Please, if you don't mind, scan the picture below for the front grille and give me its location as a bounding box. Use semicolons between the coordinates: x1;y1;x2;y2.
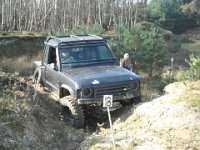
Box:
94;83;131;97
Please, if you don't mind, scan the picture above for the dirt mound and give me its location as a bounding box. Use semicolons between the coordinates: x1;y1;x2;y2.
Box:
0;75;85;150
0;37;44;58
1;72;200;150
80;81;200;150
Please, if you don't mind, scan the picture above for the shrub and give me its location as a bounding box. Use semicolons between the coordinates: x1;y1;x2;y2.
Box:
115;25;168;77
158;76;177;93
175;55;200;81
149;0;187;33
186;55;200;80
166;35;181;52
174;67;189;81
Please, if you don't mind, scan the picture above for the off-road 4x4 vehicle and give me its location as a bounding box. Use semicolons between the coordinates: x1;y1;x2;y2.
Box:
33;34;141;128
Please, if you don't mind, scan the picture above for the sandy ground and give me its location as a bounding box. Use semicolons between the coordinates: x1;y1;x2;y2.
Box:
80;82;200;150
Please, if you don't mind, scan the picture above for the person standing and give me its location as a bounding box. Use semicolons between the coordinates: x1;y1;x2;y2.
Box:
120;53;132;71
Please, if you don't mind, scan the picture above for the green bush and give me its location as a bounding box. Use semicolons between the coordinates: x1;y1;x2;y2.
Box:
175;55;200;81
114;25;168;77
166;35;181;52
174;67;189;81
149;0;186;32
186;55;200;80
157;76;177;93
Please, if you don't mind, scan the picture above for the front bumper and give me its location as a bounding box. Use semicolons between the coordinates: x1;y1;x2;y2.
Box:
77;91;141;105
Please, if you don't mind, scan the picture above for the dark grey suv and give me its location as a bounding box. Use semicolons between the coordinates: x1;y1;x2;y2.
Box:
33;34;141;128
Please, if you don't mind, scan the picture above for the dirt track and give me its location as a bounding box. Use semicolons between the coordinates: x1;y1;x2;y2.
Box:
80;83;200;150
1;74;200;150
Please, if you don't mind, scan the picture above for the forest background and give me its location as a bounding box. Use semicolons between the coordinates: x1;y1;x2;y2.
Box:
0;0;200;80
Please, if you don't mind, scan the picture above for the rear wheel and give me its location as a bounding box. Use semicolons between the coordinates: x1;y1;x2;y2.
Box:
32;67;42;84
60;96;85;128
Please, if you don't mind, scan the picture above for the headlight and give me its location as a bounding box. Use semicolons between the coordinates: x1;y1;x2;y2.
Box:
131;82;140;91
81;88;93;98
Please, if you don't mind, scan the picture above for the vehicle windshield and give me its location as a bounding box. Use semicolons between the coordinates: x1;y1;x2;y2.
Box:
59;44;117;69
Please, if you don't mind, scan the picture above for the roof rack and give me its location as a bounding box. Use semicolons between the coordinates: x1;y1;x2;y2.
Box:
70;34;102;40
55;35;70;38
88;34;102;39
46;35;72;41
45;34;103;44
70;35;85;40
46;36;60;42
74;34;89;36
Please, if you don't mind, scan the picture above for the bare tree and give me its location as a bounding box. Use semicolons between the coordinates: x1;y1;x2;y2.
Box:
0;0;148;32
1;0;5;31
134;0;139;26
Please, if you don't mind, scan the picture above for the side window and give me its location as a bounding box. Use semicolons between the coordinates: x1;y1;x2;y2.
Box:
48;47;57;64
99;46;112;59
43;45;49;64
43;46;56;64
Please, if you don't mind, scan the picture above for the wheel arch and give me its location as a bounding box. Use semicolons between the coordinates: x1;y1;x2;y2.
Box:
59;84;74;99
32;67;42;84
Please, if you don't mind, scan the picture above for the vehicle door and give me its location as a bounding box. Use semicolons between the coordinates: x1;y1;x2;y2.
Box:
43;45;60;94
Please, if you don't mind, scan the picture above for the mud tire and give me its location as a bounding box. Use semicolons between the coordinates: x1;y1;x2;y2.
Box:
32;67;42;84
61;96;85;128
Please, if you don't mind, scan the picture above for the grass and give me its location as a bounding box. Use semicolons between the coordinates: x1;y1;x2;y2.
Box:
0;97;29;136
0;32;45;38
0;73;32;121
170;80;200;109
0;85;32;140
140;76;175;102
0;53;42;76
161;39;200;109
141;79;160;102
0;96;31;119
181;40;200;56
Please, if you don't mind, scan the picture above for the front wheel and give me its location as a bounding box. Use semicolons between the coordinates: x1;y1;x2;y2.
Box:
60;96;85;128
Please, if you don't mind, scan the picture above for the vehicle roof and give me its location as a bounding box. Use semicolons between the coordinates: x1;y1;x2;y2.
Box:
45;34;104;47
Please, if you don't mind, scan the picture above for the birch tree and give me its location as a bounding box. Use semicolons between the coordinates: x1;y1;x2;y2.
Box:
0;0;149;32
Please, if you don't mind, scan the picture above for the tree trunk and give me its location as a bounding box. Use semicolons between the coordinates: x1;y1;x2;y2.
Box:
18;0;22;31
1;0;5;31
134;0;138;26
98;0;102;27
87;1;91;25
